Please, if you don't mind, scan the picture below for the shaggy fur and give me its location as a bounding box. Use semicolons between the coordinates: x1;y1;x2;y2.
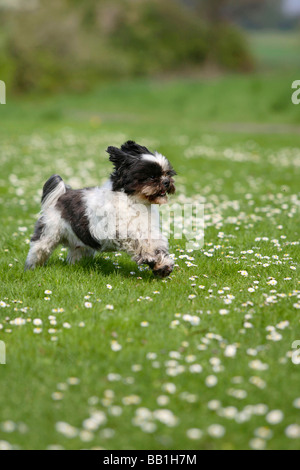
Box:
25;141;176;278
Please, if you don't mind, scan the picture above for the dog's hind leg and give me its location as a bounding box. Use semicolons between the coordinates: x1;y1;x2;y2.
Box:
25;215;61;270
25;175;67;271
25;237;60;270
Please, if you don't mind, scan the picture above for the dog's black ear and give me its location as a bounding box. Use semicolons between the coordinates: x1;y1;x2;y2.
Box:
106;146;130;168
120;141;154;157
107;144;146;169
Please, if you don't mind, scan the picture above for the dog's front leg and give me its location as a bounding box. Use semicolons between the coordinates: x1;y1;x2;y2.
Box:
151;249;174;278
133;242;174;278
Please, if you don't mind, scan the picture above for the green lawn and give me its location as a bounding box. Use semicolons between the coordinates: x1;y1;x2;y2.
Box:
0;73;300;450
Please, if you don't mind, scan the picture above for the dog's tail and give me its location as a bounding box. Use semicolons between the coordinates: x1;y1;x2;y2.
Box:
41;175;67;211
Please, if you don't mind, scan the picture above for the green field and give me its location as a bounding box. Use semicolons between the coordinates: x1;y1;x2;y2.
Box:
0;72;300;450
248;31;300;70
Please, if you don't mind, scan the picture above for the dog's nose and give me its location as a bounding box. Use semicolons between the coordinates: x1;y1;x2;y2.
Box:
163;179;169;189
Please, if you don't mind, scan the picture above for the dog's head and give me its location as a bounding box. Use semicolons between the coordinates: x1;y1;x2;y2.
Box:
107;141;176;204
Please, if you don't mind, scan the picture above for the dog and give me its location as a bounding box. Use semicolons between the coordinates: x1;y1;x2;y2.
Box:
25;141;176;278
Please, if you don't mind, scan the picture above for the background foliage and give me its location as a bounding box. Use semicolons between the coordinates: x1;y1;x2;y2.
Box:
0;0;300;451
0;0;254;93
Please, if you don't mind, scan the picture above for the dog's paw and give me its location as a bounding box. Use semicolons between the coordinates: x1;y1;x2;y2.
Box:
24;260;35;271
153;263;173;278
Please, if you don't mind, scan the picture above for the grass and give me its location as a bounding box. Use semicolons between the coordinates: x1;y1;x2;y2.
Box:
0;70;300;450
247;31;300;70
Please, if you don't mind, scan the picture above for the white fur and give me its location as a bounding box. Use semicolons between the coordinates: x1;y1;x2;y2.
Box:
142;152;170;172
25;207;66;269
41;181;66;211
25;180;174;277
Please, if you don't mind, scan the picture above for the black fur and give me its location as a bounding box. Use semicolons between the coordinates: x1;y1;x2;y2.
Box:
106;141;154;172
56;190;101;250
120;141;154;157
107;141;176;195
110;158;163;193
42;175;63;204
106;146;135;170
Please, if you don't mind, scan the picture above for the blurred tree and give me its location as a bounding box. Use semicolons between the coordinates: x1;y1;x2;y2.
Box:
186;0;296;29
0;0;254;93
186;0;254;70
226;0;287;29
195;0;227;23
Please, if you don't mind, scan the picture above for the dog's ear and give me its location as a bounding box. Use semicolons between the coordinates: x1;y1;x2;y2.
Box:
106;146;130;169
107;144;147;169
120;141;154;157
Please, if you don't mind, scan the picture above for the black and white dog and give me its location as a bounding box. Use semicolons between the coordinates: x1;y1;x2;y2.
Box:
25;141;176;277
